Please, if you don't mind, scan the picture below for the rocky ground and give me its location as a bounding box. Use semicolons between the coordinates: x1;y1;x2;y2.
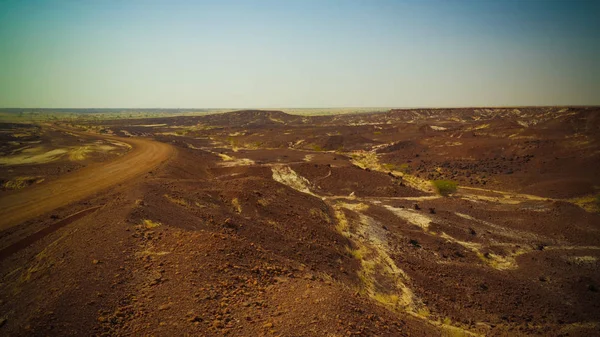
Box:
0;107;599;336
0;123;130;195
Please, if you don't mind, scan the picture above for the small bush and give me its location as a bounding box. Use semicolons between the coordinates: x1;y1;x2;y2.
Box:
432;180;458;196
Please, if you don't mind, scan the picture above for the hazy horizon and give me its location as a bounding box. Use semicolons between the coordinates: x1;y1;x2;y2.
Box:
1;0;599;108
2;105;600;111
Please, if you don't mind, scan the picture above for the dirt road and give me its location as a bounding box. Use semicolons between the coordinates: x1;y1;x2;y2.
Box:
0;127;174;230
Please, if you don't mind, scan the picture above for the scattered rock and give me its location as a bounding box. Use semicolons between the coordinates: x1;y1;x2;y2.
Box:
158;303;171;311
188;315;203;323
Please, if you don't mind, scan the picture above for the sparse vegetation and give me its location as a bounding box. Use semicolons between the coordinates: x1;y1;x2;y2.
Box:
383;162;411;174
142;219;161;228
309;208;331;223
382;163;397;171
431;179;458;196
226;136;240;148
2;176;43;190
231;198;242;213
2;107;599;336
311;144;324;151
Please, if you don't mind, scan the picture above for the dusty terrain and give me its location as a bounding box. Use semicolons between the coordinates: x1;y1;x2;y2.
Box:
0;107;599;336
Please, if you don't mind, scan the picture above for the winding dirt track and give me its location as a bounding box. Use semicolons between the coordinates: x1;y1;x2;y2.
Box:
0;127;174;231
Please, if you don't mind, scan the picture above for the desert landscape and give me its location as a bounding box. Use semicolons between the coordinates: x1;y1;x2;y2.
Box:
0;107;598;336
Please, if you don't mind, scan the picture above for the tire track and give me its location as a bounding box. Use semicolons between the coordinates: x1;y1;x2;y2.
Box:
0;126;175;231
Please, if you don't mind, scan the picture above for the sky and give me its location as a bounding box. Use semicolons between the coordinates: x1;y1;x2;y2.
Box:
0;0;598;108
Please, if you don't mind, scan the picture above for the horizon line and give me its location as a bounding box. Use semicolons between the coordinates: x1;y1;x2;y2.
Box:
1;105;599;111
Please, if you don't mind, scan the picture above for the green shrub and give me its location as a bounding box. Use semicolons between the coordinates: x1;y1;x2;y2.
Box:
431;180;458;196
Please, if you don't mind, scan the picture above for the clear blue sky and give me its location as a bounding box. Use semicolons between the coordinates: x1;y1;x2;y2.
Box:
0;0;598;108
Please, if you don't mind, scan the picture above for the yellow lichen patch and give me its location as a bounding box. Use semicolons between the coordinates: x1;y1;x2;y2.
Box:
309;208;331;223
67;143;118;161
562;138;591;149
218;157;255;167
557;321;600;335
271;165;316;196
459;186;548;202
438;232;524;271
68;146;93;160
1;141;121;165
133;124;167;127
164;194;188;207
2;176;44;190
107;140;132;149
231;198;242;213
568;194;600;213
157;132;184;137
567;256;598;265
142;219;161;228
218;153;234;161
12;132;34;138
266;219;283;230
454;212;540;241
339;202;369;212
120;130;134;137
18;231;71;287
345;245;367;260
333;205;423;315
0;148;68;165
257;198;270;207
333;206;350;237
458;193;522;205
349;151;433;193
544;245;600;251
467;123;490;131
135;250;171;257
350;151;382;171
384;205;431;230
268;116;285;124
